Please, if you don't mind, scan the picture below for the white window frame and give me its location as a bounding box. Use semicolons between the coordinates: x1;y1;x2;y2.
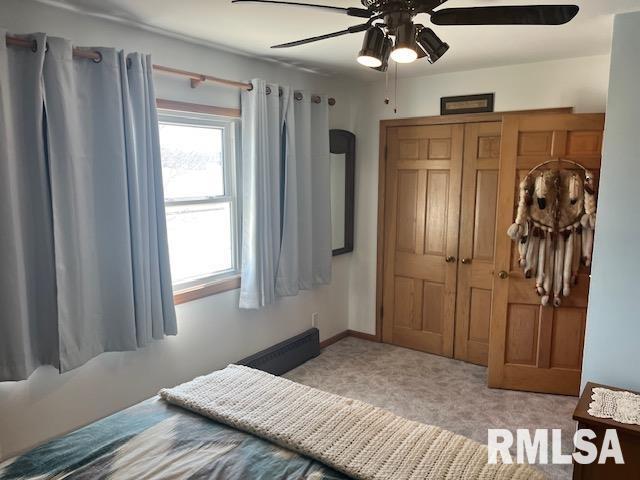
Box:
158;110;240;292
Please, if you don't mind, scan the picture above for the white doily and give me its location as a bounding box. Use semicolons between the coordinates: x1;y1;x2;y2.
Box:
588;387;640;425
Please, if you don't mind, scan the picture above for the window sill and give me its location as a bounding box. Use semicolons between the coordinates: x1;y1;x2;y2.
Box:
173;275;241;305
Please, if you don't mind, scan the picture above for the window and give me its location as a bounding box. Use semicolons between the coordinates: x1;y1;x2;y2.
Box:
158;111;240;293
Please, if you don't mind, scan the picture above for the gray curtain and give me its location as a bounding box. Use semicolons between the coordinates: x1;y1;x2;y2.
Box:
240;79;331;309
310;95;332;285
238;79;290;309
121;53;176;347
0;31;59;381
0;32;176;381
276;92;332;296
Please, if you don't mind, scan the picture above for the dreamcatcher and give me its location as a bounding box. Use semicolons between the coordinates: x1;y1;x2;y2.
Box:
507;159;597;307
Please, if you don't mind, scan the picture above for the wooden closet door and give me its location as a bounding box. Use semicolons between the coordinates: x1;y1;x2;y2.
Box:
382;124;463;356
489;113;605;396
454;122;501;366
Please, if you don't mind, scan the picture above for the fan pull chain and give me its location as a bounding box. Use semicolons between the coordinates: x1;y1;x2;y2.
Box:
384;67;390;106
394;62;398;114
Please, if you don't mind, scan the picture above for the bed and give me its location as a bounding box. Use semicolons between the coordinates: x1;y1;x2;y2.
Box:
0;395;347;479
0;332;542;480
0;329;341;480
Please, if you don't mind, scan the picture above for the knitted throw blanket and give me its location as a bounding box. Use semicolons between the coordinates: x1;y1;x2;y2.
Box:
160;365;543;480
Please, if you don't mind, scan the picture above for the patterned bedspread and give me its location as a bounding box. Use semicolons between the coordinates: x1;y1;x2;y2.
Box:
0;397;348;480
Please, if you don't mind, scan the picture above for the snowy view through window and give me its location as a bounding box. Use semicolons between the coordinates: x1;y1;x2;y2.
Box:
159;122;234;286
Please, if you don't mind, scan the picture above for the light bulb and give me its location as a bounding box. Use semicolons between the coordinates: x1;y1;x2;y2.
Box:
357;55;383;68
390;47;418;64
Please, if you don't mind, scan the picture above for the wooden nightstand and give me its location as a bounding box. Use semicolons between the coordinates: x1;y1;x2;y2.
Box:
573;382;640;479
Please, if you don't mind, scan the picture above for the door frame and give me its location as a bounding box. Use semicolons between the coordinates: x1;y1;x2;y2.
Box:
375;107;574;343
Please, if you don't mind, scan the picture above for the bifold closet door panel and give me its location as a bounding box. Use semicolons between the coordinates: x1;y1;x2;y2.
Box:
382;124;463;357
488;113;605;396
454;122;501;366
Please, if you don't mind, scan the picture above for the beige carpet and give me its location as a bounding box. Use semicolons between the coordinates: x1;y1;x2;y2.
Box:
285;337;577;480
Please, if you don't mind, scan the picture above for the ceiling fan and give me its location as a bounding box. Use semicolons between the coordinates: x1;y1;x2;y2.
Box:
231;0;579;71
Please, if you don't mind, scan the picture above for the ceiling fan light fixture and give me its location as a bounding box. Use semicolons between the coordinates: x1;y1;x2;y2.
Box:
357;26;385;68
417;27;449;64
373;36;392;72
390;23;418;64
239;0;582;72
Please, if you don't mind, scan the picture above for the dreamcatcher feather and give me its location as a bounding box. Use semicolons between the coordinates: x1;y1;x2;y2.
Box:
507;160;597;307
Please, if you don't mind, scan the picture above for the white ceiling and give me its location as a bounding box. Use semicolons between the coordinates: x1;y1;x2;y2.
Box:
39;0;640;80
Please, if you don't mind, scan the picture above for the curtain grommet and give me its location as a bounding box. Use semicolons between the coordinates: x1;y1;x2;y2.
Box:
126;57;132;69
92;51;103;63
294;92;303;101
266;86;272;95
247;83;254;91
45;42;50;53
31;39;38;53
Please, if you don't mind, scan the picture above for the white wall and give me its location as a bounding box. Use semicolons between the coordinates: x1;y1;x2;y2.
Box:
348;55;611;334
0;0;362;460
581;11;640;392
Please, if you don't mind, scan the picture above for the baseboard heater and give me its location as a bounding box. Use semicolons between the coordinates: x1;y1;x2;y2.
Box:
237;328;320;376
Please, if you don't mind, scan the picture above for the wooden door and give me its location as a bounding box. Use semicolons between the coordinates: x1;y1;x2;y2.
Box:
382;124;464;356
489;113;605;396
454;122;501;366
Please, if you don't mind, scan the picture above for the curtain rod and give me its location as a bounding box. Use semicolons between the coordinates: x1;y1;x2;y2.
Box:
5;35;336;106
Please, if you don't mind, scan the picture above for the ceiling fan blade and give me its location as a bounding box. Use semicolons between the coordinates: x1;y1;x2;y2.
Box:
271;23;370;48
414;0;450;14
231;0;371;18
430;5;579;26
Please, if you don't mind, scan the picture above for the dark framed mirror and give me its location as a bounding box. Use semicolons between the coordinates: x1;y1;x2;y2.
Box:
330;129;355;256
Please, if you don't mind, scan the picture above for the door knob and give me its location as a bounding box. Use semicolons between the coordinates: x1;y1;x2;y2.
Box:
445;256;456;263
461;258;472;265
498;270;509;279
